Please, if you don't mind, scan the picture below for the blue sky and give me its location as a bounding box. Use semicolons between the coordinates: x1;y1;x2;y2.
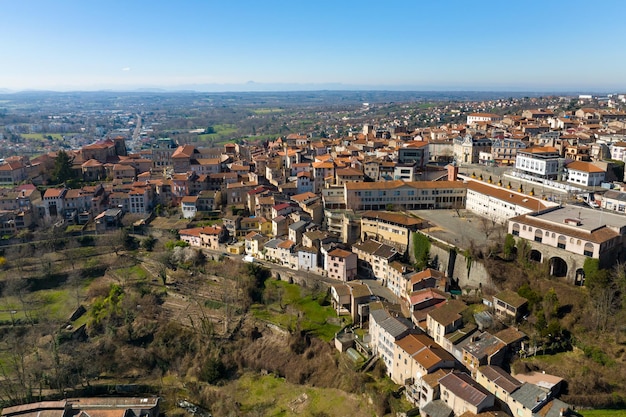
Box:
2;0;625;92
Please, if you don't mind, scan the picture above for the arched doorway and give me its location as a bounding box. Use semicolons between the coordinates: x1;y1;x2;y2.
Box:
529;249;542;262
549;257;568;277
575;268;585;286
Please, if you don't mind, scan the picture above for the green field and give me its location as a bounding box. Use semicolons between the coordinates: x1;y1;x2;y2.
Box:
252;280;343;341
196;124;238;141
0;288;76;324
252;108;284;114
20;133;75;141
227;372;377;416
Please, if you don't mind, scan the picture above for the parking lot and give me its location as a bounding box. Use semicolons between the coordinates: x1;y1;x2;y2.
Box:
410;209;506;251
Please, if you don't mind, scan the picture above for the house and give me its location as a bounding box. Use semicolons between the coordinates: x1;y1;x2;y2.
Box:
199;225;227;250
326;248;357;281
43;187;67;218
476;365;523;405
296;245;320;273
460;332;507;377
506;383;551;417
352;239;399;284
0;161;27;184
565;161;605;186
466;113;503;125
95;208;123;231
492;290;528;321
408;268;447;293
263;238;283;263
392;333;455;386
369;307;411;374
426;299;467;347
171;145;199;173
410;368;451;409
438;372;495;416
179;227;202;247
244;231;267;257
601;190;626;213
331;281;373;324
409;288;448;317
514;147;562;181
513;372;564;396
288;220;309;244
360;210;424;252
276;239;296;268
180;195;198;219
335;167;364;186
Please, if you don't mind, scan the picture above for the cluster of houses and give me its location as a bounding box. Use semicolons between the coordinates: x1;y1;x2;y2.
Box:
331;271;573;417
1;101;626;415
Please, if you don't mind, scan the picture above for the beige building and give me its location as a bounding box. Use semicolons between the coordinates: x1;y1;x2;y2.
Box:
392;333;455;386
344;180;466;211
360;210;424;252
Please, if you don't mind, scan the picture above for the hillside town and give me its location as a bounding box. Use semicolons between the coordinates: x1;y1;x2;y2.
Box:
2;92;626;417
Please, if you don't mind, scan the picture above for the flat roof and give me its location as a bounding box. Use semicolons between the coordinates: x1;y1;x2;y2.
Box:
530;205;626;233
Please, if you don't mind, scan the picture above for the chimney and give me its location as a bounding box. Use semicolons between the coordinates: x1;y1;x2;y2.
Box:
447;164;459;181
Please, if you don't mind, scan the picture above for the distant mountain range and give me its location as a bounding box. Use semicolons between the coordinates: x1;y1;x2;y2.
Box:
0;82;617;95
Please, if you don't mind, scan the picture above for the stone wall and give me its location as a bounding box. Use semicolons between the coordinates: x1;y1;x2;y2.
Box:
409;231;492;291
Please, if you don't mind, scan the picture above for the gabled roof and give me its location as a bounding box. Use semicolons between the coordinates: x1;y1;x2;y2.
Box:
478;365;522;394
370;309;410;338
361;210;423;227
566;160;605;173
428;299;467;326
395;333;455;369
509;383;549;411
493;290;528;309
439;372;492;406
43;188;66;198
172;145;197;158
328;248;354;258
410;268;445;285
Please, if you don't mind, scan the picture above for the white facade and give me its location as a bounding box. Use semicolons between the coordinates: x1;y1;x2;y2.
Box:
515;153;561;179
566;167;605;186
463;180;552;224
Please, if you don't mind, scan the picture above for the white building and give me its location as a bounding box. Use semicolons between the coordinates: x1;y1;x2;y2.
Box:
369;307;411;375
514;147;562;180
464;179;554;224
566;161;605;186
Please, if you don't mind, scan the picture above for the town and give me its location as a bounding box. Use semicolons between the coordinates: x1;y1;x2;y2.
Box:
1;91;626;417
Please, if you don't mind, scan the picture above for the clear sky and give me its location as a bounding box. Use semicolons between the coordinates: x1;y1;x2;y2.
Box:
2;0;625;92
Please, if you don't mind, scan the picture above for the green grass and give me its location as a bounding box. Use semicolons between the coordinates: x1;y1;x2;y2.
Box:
196;124;238;141
20;133;69;141
252;108;284;114
0;288;75;323
252;280;342;341
114;264;149;281
231;372;377;416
